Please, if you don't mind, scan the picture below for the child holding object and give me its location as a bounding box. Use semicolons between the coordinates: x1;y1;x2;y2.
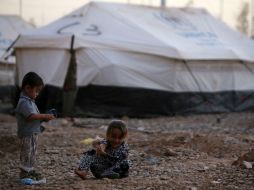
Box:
75;120;131;179
15;72;55;182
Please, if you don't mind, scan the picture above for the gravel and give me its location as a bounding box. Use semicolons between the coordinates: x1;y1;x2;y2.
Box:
0;112;254;189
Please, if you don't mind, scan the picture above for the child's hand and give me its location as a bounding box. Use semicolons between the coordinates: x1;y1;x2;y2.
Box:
92;139;100;148
96;147;106;155
92;136;103;148
96;144;106;155
44;114;55;121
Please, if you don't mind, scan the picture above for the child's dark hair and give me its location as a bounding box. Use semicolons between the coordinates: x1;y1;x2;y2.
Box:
21;72;44;89
106;120;128;139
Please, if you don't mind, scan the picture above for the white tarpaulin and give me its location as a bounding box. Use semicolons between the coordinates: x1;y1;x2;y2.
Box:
14;2;254;92
0;15;33;85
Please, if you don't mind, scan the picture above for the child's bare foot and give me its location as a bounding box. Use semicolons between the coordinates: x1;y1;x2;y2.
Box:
74;169;88;180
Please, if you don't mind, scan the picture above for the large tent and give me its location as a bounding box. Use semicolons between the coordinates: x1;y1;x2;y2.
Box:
14;2;254;117
0;15;33;103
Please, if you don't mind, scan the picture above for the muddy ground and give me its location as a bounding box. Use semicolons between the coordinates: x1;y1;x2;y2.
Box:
0;112;254;190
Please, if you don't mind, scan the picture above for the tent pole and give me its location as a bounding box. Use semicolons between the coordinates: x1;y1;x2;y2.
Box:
161;0;166;7
19;0;22;18
250;0;254;36
220;0;224;20
62;35;78;117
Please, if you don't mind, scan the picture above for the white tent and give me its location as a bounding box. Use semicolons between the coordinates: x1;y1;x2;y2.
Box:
0;15;33;86
14;2;254;117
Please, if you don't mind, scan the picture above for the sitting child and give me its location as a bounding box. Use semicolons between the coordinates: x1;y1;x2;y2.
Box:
75;120;131;179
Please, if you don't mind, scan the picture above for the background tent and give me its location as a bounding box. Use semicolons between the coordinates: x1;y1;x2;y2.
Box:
0;15;33;106
14;2;254;117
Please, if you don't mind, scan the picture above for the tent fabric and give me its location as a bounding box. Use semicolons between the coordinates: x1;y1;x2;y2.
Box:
14;2;254;61
76;49;254;92
0;15;33;86
14;2;254;89
35;84;254;117
13;2;254;116
0;15;33;62
15;49;71;87
73;85;254;117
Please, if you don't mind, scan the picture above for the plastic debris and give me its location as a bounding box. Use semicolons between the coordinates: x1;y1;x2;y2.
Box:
20;178;46;185
80;138;94;145
80;136;103;145
46;108;57;117
243;161;252;169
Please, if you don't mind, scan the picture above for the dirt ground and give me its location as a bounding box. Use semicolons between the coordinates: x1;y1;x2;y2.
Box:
0;112;254;190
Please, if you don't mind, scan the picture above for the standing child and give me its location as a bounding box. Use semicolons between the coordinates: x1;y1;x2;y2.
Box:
75;120;131;179
15;72;55;181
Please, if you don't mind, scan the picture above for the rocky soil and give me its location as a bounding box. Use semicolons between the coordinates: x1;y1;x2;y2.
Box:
0;112;254;190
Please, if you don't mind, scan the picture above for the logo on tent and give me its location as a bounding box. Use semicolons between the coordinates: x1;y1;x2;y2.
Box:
154;12;197;31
